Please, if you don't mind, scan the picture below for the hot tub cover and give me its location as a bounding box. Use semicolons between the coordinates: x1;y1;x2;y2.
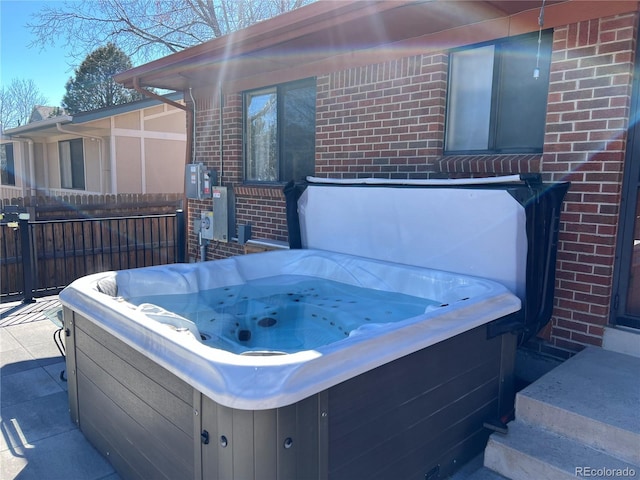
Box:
285;175;569;342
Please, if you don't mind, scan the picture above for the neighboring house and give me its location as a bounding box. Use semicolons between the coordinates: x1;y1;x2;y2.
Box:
0;92;187;199
115;1;639;358
28;105;67;123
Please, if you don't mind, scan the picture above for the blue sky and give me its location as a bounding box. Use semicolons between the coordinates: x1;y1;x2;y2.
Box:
1;0;77;106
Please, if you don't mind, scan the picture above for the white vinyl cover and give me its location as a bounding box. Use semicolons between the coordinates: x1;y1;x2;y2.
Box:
298;185;528;299
60;249;521;410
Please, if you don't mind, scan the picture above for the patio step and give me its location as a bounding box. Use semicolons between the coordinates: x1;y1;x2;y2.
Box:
516;347;640;465
483;347;640;479
484;421;638;480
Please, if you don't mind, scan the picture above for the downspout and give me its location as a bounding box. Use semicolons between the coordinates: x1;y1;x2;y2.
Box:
188;87;197;165
188;87;207;261
219;83;224;185
56;124;103;194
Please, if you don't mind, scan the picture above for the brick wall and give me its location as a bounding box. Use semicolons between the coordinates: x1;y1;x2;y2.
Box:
190;91;288;260
235;186;288;243
187;11;638;355
316;54;447;179
188;92;242;260
538;12;637;356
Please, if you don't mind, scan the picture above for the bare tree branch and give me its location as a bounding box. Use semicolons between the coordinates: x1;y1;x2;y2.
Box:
0;79;49;130
27;0;315;65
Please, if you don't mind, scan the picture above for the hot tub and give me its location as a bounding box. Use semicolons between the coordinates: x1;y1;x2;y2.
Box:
60;175;568;480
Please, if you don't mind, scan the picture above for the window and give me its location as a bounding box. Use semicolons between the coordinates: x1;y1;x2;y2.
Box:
1;143;15;186
244;78;316;182
59;138;85;190
445;31;553;154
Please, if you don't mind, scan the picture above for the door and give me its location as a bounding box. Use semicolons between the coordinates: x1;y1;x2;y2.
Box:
612;32;640;329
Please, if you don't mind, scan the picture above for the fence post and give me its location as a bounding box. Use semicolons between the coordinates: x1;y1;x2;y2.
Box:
19;213;35;303
176;209;186;263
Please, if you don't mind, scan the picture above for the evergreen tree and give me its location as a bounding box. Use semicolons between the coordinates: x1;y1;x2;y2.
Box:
62;43;145;114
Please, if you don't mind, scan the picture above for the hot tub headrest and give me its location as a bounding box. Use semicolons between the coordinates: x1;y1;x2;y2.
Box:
96;275;118;297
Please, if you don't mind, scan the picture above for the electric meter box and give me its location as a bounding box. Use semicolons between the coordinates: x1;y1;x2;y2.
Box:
185;163;203;199
212;186;229;242
185;164;217;200
200;211;214;240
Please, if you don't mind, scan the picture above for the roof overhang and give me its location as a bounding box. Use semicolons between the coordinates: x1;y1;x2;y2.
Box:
2;92;184;140
3;116;74;139
115;0;640;94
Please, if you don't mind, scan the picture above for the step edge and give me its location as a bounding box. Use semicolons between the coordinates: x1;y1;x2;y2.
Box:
484;435;578;480
515;395;640;465
486;421;640;473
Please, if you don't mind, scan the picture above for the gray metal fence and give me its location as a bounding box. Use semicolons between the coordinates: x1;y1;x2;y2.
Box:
1;208;186;303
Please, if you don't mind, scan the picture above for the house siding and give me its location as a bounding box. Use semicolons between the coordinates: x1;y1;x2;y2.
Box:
145;107;185;133
189;10;638;356
46;142;61;188
114;111;141;130
34;143;46;190
1;97;186;198
84;139;102;192
144;138;188;194
115;136;143;193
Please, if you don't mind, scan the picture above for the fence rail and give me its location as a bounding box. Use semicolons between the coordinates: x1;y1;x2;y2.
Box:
2;193;183;220
1;210;186;302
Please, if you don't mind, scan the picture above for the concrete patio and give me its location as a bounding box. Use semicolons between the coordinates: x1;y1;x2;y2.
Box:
1;296;121;480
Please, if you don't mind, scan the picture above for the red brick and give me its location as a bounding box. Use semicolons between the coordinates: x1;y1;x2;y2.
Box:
552;337;587;353
588;325;605;337
600;14;638;31
577;77;611;91
570;332;602;347
557;318;589;333
575;120;609;131
572;310;608;324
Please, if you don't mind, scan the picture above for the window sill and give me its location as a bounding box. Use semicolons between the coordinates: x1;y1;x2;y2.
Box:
435;154;542;175
235;184;285;198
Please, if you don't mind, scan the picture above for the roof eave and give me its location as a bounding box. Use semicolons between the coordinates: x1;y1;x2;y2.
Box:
115;0;639;92
70;91;184;122
114;0;413;89
3;115;73;136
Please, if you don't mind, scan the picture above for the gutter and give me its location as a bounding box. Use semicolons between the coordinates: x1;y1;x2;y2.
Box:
4;115;73;136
